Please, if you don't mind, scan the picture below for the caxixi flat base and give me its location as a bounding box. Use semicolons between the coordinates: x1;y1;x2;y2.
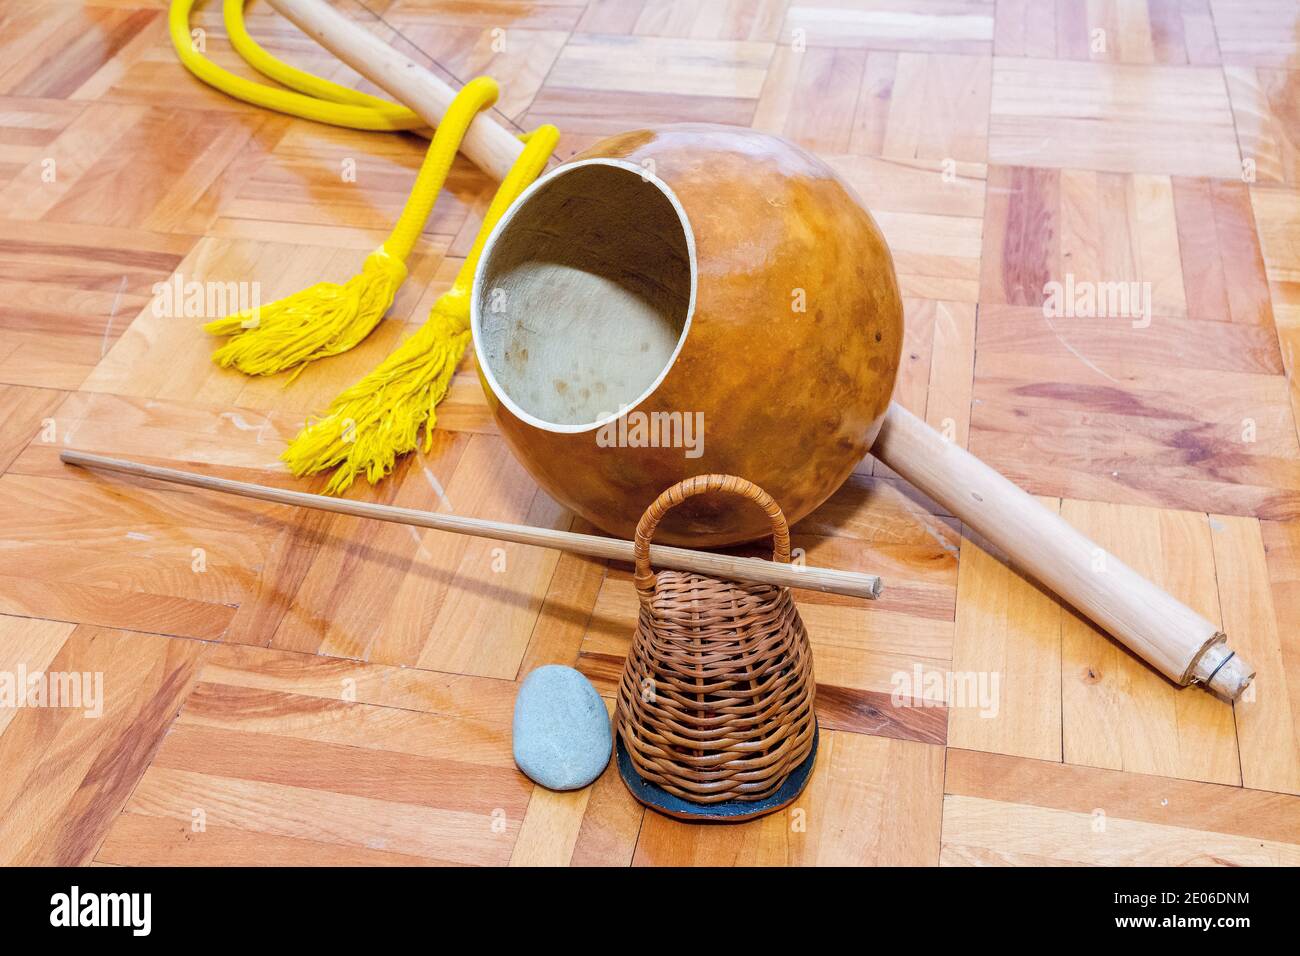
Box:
616;719;819;823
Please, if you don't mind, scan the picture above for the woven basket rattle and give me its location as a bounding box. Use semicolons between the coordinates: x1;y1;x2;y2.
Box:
615;474;817;811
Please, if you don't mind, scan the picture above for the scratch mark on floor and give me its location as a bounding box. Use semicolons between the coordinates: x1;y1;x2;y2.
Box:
101;275;128;357
1042;312;1119;384
422;466;451;510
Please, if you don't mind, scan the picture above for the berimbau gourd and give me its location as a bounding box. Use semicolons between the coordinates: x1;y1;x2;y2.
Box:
473;124;902;548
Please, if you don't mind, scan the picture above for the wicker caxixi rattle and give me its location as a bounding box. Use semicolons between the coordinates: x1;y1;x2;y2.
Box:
616;475;818;822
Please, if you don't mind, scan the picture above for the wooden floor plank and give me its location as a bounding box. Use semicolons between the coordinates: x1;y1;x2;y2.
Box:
1059;500;1240;785
943;793;1300;865
1210;514;1300;795
1261;516;1300;782
632;730;944;865
0;384;64;472
0;624;205;865
947;748;1300;842
783;0;996;55
947;509;1063;762
989;58;1241;177
98;642;527;866
995;0;1220;64
375;434;568;676
944;749;1300;866
97;812;448;867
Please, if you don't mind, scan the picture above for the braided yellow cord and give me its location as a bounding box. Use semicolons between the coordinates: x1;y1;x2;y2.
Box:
204;76;498;376
169;0;560;490
169;0;420;130
220;0;402;112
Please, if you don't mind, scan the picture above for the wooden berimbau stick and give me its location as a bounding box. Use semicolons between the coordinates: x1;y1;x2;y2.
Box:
263;0;1257;701
59;451;882;602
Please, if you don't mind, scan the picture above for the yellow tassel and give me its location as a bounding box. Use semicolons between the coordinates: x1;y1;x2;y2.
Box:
281;122;560;494
280;294;470;494
205;248;407;378
203;75;501;378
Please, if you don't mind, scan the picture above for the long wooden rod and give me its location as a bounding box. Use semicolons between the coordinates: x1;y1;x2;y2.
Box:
59;451;882;602
265;0;1255;699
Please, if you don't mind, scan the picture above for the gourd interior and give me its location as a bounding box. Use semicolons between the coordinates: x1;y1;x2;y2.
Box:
474;160;695;430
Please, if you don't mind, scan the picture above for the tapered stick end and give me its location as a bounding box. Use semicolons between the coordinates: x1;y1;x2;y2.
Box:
1192;641;1255;701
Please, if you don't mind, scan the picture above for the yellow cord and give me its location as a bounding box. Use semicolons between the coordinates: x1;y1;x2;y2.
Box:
220;0;403;114
208;75;501;377
169;0;420;130
281;124;560;493
205;76;499;376
169;0;560;490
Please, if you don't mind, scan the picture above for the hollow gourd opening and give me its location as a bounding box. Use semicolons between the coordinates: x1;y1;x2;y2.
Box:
473;160;696;431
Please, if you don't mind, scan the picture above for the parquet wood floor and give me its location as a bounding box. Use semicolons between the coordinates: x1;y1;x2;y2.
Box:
0;0;1296;866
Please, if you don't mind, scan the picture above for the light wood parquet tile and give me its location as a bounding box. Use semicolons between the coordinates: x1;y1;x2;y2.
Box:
628;0;791;40
994;0;1222;65
1210;513;1300;794
388;0;588;32
260;430;468;656
1058;499;1240;785
381;15;570;121
366;433;570;676
0;384;65;472
969;303;1300;519
975;162;1300;519
221;122;484;239
943;749;1300;866
546;32;775;98
755;48;991;162
826;154;986;302
0;95;85;188
989;57;1242;177
1226;66;1300;185
1210;0;1300;67
1172;176;1274;325
0;219;197;390
83;234;448;409
1260;516;1300;779
95;643;531;866
947;507;1064;762
0;620;205;865
0;2;161;99
783;0;996;54
1249;184;1300;445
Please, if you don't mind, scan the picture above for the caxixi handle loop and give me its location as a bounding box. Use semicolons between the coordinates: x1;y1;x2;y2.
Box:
633;475;791;597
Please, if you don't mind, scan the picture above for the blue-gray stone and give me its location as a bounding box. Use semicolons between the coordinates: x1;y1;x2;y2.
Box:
512;665;611;791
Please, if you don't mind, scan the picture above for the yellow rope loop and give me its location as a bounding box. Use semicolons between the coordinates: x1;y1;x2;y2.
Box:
281;125;560;492
220;0;401;112
170;0;421;130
